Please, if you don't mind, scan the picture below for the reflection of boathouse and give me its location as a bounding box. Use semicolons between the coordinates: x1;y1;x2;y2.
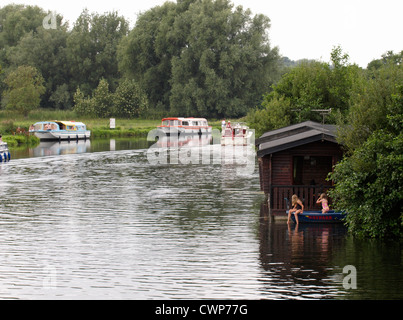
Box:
256;121;343;216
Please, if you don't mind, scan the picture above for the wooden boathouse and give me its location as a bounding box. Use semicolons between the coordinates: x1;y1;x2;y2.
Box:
256;121;344;217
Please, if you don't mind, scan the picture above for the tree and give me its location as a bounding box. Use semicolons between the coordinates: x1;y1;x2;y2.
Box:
367;50;403;70
73;78;149;118
2;65;45;116
247;46;361;134
113;79;149;118
118;1;192;113
66;10;129;96
329;86;403;238
246;94;291;137
73;78;113;118
0;4;46;48
91;78;113;118
170;0;279;118
7;20;71;109
0;4;49;99
118;0;280;118
337;56;403;153
73;87;93;116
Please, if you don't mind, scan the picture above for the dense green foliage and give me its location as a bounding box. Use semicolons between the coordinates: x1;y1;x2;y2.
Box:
337;51;403;152
1;1;280;118
2;65;45;116
3;133;39;148
247;46;361;136
0;4;131;114
248;47;403;238
73;78;149;118
329;53;403;238
329;85;403;238
118;0;280;118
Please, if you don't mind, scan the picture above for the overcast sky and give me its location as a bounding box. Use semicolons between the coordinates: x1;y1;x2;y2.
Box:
5;0;403;67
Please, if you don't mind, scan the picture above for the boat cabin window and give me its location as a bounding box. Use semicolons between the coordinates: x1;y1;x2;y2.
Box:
42;123;58;130
162;120;179;126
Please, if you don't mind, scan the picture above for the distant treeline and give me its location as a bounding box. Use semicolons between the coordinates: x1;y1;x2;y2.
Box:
0;0;282;119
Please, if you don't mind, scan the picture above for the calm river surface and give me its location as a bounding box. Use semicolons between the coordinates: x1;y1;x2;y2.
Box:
1;139;402;299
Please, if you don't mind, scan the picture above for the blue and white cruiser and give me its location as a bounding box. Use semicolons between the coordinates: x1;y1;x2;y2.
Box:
0;141;11;162
30;121;91;141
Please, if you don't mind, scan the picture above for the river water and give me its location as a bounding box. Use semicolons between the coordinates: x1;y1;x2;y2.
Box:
0;139;402;299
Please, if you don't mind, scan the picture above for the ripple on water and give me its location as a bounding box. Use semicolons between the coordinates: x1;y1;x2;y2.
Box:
1;148;397;299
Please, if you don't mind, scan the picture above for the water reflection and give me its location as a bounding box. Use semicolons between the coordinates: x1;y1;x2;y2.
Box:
1;141;402;299
33;140;91;157
10;138;154;160
258;203;403;300
156;134;212;148
258;203;349;299
0;147;263;299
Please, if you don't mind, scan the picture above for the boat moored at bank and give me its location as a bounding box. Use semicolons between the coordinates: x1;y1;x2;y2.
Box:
157;117;212;136
289;210;346;223
221;121;253;146
30;121;91;141
0;141;11;162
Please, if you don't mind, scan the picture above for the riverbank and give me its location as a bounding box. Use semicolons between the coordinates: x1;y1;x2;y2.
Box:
2;134;40;149
0;110;227;148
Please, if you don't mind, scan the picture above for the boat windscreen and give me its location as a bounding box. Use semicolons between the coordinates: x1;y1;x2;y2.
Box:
34;123;43;130
35;122;58;130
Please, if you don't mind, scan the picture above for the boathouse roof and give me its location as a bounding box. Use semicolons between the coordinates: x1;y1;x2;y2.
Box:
256;121;339;158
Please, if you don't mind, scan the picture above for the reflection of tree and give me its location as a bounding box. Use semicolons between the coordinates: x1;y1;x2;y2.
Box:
330;238;403;299
258;201;349;299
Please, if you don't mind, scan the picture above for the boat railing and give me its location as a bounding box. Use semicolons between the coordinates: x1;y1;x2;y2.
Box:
270;184;334;213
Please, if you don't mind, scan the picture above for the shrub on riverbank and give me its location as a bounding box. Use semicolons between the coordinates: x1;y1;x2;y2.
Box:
3;134;40;148
329;85;403;238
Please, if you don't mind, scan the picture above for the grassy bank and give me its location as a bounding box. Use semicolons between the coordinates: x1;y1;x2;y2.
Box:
0;109;228;147
0;109;161;141
2;134;40;148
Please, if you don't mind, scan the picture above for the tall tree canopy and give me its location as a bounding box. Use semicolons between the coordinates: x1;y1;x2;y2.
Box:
0;4;129;111
3;65;45;116
67;10;129;96
247;47;361;136
0;4;45;48
118;0;280;118
7;22;70;108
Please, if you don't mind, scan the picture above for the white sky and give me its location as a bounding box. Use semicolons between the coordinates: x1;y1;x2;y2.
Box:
3;0;403;67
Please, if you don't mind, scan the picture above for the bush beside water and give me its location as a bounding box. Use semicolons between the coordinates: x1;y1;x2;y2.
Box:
3;135;40;148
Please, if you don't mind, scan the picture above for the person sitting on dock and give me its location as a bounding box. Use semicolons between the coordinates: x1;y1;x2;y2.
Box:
316;193;330;214
288;194;304;224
